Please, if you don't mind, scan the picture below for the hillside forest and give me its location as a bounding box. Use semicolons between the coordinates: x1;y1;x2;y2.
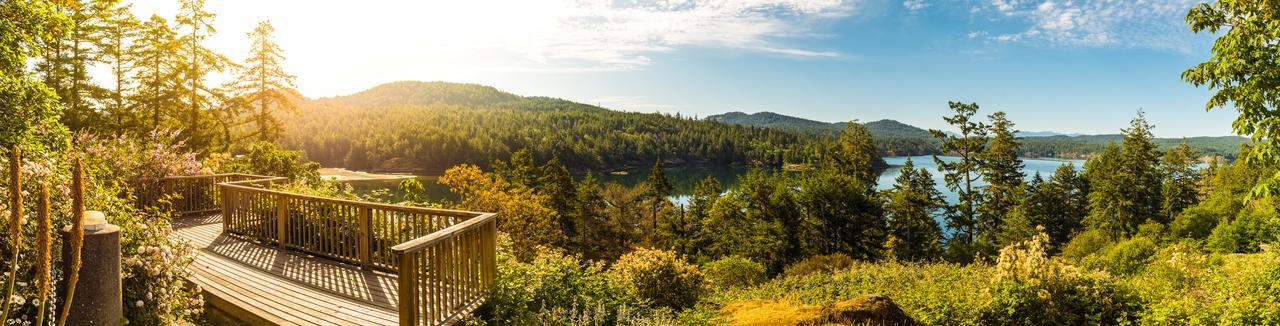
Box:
2;0;1280;325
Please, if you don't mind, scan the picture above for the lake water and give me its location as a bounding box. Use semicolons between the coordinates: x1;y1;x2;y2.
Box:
339;155;1085;205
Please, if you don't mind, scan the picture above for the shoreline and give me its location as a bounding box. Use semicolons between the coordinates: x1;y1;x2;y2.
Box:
318;168;417;181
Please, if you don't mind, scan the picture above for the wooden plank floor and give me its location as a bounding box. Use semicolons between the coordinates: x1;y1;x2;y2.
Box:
172;215;399;326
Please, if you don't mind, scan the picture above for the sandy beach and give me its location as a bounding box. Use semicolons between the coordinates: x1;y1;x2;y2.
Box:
318;168;416;181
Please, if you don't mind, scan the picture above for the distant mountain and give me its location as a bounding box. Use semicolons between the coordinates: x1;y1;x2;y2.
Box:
705;111;1248;159
324;81;521;108
1017;131;1084;137
706;111;939;156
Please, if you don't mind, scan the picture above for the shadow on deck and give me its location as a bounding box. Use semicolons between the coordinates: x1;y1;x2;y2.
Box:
172;214;399;325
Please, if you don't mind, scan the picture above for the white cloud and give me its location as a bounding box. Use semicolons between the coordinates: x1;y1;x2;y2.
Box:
523;0;857;70
903;0;929;12
975;0;1206;51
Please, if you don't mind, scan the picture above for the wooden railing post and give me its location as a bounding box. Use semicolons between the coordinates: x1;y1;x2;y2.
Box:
358;207;372;270
276;195;288;249
398;253;419;325
220;185;230;233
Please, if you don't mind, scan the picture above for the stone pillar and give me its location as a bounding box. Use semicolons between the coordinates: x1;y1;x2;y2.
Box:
58;224;123;326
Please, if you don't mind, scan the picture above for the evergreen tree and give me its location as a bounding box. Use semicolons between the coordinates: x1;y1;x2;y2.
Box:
228;20;296;142
883;158;944;261
40;0;112;131
1161;141;1200;220
978;111;1025;246
1085;143;1127;238
930;101;987;261
540;156;576;247
679;176;721;257
128;15;180;132
646;159;674;240
796;168;886;261
95;0;139;132
832;121;884;186
174;0;232;151
1120;111;1163;223
1048;163;1088;243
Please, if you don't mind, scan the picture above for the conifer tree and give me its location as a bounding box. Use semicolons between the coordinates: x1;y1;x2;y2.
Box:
128;15;181;132
228;20;296;142
40;0;112;130
1161;141;1200;220
833;121;883;187
174;0;232;151
646;159;674;239
930;101;987;259
1120;111;1162;223
883;158;944;261
1085;143;1127;238
978;111;1024;245
95;0;139;132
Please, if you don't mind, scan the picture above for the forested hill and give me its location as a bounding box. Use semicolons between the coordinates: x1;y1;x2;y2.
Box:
707;111;940;156
280;82;827;173
709;111;1247;159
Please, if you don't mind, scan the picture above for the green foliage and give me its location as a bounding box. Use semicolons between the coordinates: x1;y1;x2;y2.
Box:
1160;142;1201;220
985;230;1142;325
217;141;320;183
701;255;766;292
1079;237;1158;276
483;243;635;325
282;87;825;172
931;101;987;258
1206;199;1280;254
781;253;855;278
609;248;705;311
883;158;945;261
1183;0;1280;198
978;111;1025;247
1168;206;1221;240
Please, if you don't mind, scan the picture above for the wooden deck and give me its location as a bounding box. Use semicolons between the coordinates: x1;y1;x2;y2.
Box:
172;214;399;325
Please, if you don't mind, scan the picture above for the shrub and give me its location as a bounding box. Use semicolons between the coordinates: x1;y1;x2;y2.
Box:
702;256;766;292
610;248;705;310
1168;206;1221;240
983;229;1142;325
1206;200;1280;253
1130;243;1280;324
217;141;320;182
1081;237;1158;276
1061;228;1110;264
482;240;636;324
781;253;854;278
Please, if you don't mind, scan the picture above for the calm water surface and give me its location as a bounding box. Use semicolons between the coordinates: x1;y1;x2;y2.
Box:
339;156;1085;206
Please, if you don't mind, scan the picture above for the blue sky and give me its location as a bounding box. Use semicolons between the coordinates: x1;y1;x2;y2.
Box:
127;0;1234;137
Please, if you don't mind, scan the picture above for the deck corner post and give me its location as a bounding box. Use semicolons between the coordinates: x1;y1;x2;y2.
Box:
358;207;372;270
276;194;288;249
398;252;419;325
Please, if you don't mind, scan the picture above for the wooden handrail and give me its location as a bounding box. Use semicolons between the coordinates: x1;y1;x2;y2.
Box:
148;173;497;325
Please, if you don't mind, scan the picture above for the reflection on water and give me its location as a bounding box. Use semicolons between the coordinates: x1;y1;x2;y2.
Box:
336;156;1087;206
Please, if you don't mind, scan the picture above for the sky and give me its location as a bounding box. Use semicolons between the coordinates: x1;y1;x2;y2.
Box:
124;0;1235;137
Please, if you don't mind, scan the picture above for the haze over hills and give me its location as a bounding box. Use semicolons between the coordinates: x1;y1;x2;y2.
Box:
281;82;1247;174
706;111;1247;159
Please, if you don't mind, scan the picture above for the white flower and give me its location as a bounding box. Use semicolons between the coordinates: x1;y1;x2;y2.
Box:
146;292;153;300
134;300;143;308
8;295;24;306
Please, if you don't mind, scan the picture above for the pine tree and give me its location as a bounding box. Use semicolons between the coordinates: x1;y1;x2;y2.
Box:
646;159;674;240
883;158;944;261
95;0;140;132
1161;141;1200;221
540;156;576;247
228;20;296;142
833;121;883;187
40;0;112;131
174;0;232;151
680;176;721;257
978;111;1024;246
128;15;181;132
930;101;988;259
1085;143;1127;238
1120;111;1163;224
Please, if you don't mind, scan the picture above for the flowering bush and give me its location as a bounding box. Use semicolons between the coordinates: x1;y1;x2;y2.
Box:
701;255;765;292
609;248;704;311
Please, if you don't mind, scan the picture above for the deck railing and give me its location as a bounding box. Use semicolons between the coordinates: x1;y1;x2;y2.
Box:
143;174;497;325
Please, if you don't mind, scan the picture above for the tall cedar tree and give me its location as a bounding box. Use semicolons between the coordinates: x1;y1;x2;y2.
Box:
540;156;576;247
40;0;110;131
930;102;988;253
174;0;232;152
646;159;674;240
680;176;721;257
883;158;945;261
128;15;181;131
1120;112;1162;225
229;20;296;142
833;121;884;187
96;0;139;132
1183;0;1280;197
978;111;1024;246
1161;142;1201;220
1085;144;1127;237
